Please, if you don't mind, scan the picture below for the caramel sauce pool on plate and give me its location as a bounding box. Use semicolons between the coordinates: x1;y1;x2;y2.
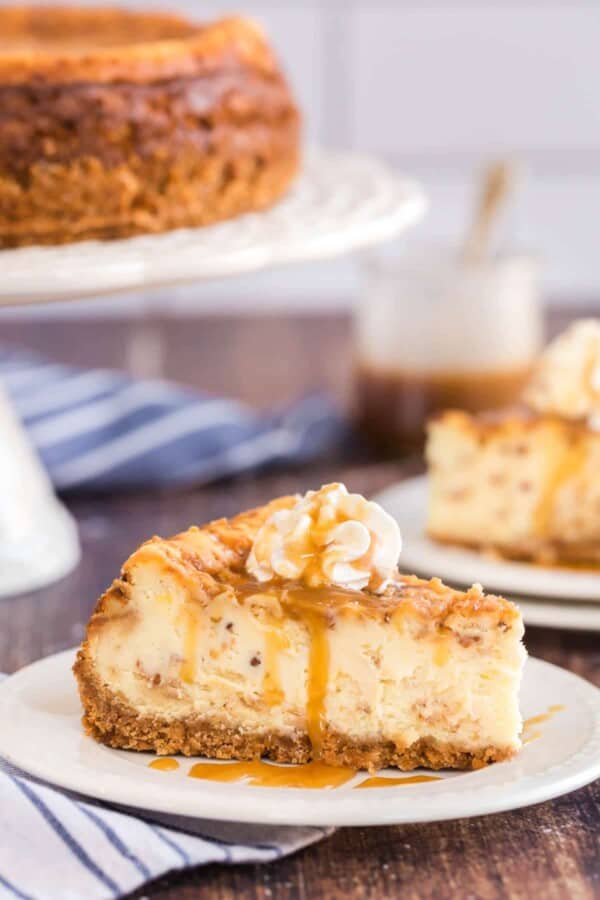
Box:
148;758;442;789
149;758;180;772
188;759;355;789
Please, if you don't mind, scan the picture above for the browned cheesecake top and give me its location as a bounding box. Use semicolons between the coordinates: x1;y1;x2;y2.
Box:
429;407;597;439
0;8;280;84
95;495;521;634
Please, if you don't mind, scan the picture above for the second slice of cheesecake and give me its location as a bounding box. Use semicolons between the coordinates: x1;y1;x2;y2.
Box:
426;320;600;566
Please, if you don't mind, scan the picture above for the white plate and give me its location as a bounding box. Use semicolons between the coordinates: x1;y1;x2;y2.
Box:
375;477;600;605
0;650;599;826
0;149;425;306
515;597;600;632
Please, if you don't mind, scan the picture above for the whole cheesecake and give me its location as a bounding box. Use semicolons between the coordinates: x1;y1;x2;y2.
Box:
0;7;301;247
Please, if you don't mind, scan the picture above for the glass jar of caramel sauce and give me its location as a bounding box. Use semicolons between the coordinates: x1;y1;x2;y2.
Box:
354;246;542;453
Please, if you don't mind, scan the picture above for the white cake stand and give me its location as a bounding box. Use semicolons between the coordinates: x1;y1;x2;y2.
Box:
0;148;426;597
0;150;425;305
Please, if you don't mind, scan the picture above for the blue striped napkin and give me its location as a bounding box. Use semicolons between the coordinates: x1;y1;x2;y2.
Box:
0;678;331;900
0;348;346;491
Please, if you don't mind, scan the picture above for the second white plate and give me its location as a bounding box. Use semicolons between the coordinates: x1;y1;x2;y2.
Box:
375;477;600;606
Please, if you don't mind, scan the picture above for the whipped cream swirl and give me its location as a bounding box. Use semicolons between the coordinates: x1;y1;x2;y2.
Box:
524;319;600;429
246;483;402;593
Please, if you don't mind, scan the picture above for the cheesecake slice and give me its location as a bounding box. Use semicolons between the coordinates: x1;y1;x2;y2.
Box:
75;484;525;770
427;410;600;565
426;320;600;566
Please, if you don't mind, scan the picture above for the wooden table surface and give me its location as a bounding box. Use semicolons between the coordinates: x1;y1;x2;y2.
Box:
0;310;598;900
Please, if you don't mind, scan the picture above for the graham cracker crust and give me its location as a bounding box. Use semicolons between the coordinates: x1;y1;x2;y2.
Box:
74;650;516;772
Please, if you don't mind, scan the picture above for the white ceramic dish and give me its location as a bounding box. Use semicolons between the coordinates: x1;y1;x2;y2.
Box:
374;477;600;605
0;386;79;598
0;650;598;826
0;149;425;306
1;501;79;600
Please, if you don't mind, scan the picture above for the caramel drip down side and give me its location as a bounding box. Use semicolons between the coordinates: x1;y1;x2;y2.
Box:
180;605;201;684
433;637;451;666
534;436;587;538
262;627;289;708
236;582;344;755
300;606;330;758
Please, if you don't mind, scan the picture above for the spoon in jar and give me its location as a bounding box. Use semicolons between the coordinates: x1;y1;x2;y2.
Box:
462;159;517;264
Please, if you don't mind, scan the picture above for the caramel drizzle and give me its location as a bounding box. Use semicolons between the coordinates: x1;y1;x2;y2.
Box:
283;589;331;756
177;578;454;762
433;637;450;666
149;758;443;790
149;758;180;772
177;580;348;755
180;605;200;684
303;609;330;756
238;582;359;759
523;704;565;730
534;437;587;537
262;627;288;708
268;485;385;593
356;774;441;789
188;759;355;789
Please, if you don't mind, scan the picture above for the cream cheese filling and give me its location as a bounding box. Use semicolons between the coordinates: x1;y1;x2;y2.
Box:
92;575;524;755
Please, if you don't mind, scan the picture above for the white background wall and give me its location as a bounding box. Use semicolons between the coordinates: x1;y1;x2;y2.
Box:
3;0;600;316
